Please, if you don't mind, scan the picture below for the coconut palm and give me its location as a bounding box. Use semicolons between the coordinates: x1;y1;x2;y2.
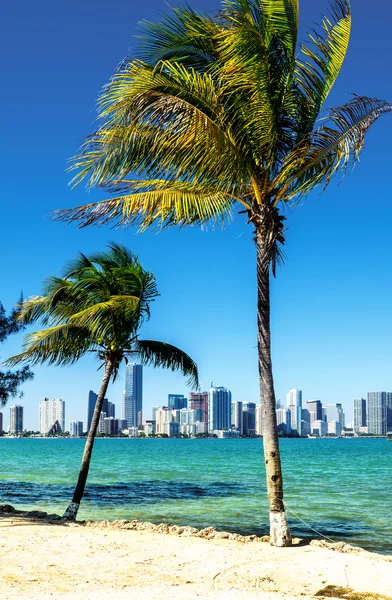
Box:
6;243;198;520
54;0;391;544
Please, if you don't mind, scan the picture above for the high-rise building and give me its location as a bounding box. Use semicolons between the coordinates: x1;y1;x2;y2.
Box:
208;386;231;432
243;402;256;436
276;407;291;435
306;400;322;425
87;391;98;431
10;405;23;434
179;408;196;425
123;364;143;427
231;401;243;435
326;403;345;429
103;417;118;436
353;398;367;433
189;392;208;423
39;398;65;435
327;420;342;436
387;393;392;433
155;407;170;435
367;392;389;435
87;391;113;431
69;421;84;437
312;420;328;436
168;394;187;411
286;389;302;435
0;412;3;435
98;411;107;434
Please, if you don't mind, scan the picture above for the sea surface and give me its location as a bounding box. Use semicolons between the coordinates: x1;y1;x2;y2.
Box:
0;438;391;554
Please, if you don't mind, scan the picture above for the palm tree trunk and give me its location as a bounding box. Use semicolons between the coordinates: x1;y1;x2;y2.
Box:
63;359;113;520
255;226;292;547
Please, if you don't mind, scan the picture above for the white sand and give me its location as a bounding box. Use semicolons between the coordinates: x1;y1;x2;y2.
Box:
0;514;391;599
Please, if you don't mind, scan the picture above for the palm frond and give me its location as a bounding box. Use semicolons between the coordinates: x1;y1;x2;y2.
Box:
133;339;199;388
5;325;95;368
293;0;351;138
54;183;237;230
273;95;392;203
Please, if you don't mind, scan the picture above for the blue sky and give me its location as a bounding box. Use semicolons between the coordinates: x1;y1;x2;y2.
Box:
1;0;391;430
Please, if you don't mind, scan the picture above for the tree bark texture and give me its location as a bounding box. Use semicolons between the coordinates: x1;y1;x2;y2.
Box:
256;226;292;547
63;359;113;521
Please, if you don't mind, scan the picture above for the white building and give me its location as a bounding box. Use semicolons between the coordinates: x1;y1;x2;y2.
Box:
312;420;328;436
286;389;302;435
276;407;291;434
327;420;342;436
155;407;171;435
231;401;243;435
69;421;83;437
98;411;107;434
39;398;65;435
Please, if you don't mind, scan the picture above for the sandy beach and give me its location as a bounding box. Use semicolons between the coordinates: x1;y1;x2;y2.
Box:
0;508;391;599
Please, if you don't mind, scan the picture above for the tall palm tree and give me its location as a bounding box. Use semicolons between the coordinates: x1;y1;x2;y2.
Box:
54;0;391;544
6;243;198;520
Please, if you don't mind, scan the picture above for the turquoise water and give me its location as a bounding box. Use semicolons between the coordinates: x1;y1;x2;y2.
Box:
0;438;391;554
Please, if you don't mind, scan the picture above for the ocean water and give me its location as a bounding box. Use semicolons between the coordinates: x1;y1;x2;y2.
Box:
0;437;391;554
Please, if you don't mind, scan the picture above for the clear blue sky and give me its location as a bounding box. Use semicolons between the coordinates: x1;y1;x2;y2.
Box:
1;0;391;430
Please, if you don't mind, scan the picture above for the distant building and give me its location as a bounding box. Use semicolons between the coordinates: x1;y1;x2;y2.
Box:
123;364;143;428
327;420;342;436
214;429;240;438
87;392;113;431
312;420;328;436
326;403;345;429
103;416;118;436
367;392;389;435
143;420;156;436
98;411;107;434
243;402;256;436
151;406;160;422
179;408;196;425
306;400;322;425
276;407;291;435
69;421;83;437
39;399;65;435
208;386;231;432
116;419;128;433
189;392;208;424
168;394;187;411
231;401;243;435
353;398;367;433
155;407;170;435
286;389;302;435
0;412;3;435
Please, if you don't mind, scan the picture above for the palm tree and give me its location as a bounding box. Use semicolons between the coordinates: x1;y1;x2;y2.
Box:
54;0;391;544
6;243;198;520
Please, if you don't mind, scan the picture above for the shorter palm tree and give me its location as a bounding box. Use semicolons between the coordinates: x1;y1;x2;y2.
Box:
6;243;198;520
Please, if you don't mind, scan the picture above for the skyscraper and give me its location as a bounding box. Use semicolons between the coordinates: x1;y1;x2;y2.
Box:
168;394;187;411
326;403;345;429
189;392;208;423
306;400;322;425
243;402;256;436
39;398;65;435
87;391;113;431
10;405;23;434
387;393;392;433
123;364;143;428
256;404;263;436
286;389;302;435
276;408;291;435
353;398;367;432
231;401;243;434
208;386;231;432
367;392;388;435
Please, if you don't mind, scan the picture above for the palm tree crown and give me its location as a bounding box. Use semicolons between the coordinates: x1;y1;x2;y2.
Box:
55;0;390;247
7;242;198;387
